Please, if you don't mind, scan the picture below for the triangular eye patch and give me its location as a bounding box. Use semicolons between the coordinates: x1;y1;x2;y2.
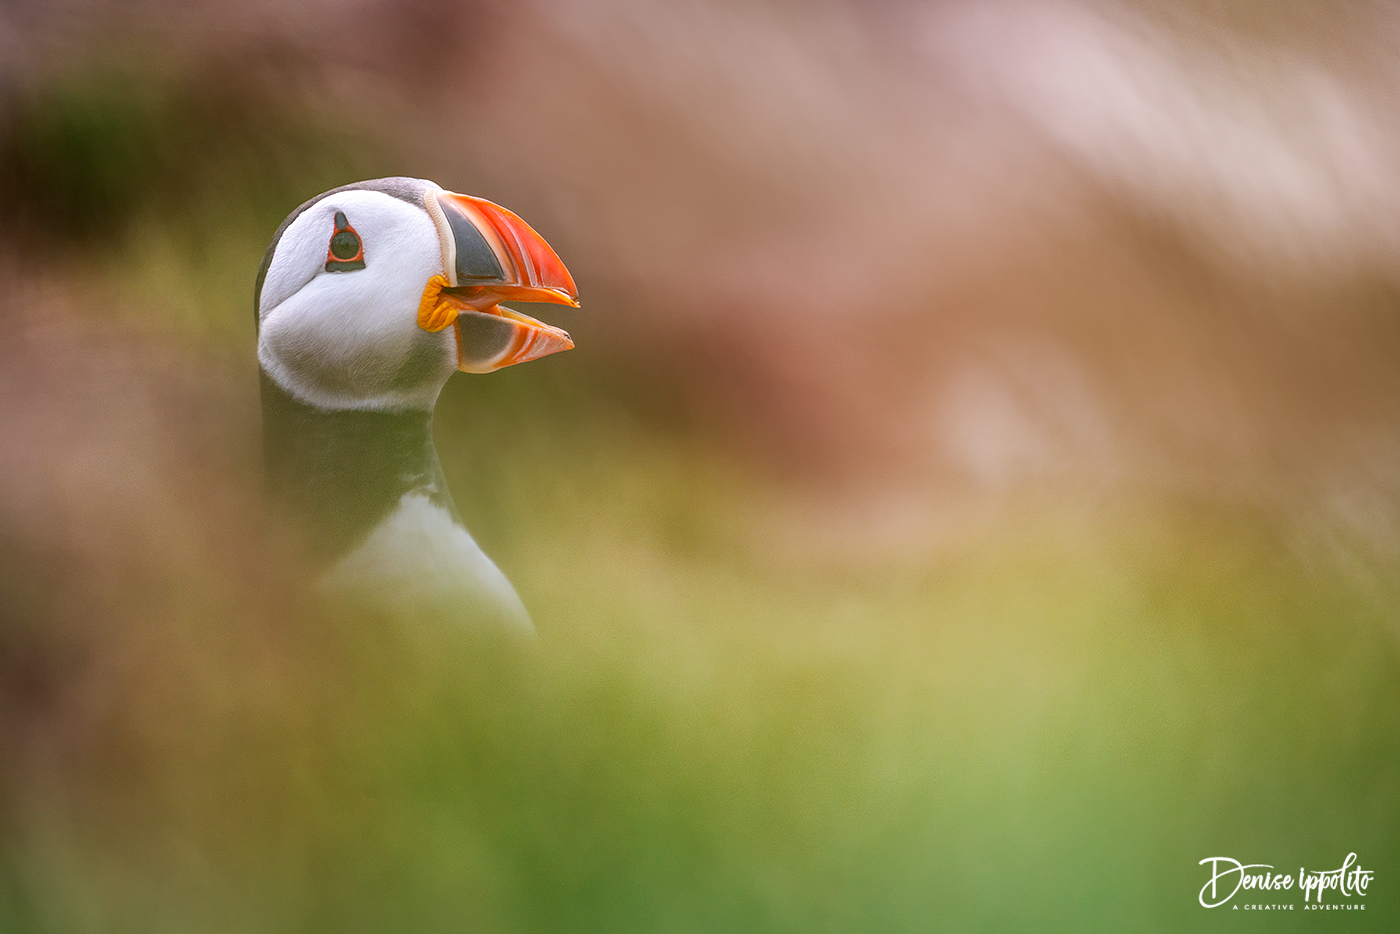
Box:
325;211;366;272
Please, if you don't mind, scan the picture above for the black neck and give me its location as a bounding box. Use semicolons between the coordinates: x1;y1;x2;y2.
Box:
260;371;458;563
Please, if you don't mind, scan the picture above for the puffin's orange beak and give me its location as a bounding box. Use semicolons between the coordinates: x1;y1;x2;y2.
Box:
418;191;579;374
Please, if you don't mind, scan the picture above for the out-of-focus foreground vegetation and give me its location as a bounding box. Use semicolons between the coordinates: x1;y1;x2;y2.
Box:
3;1;1400;931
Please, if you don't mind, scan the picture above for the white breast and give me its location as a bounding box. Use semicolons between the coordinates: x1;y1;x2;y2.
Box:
317;493;534;635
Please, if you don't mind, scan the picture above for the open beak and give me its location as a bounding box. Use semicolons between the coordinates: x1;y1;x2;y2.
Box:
418;191;579;374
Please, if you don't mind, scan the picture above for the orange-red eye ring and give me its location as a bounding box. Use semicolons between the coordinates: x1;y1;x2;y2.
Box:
325;210;365;272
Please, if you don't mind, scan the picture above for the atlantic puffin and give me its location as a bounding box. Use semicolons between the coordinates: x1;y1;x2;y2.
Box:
254;177;578;633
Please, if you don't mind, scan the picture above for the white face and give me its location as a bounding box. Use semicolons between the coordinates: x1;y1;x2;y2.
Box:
257;189;456;411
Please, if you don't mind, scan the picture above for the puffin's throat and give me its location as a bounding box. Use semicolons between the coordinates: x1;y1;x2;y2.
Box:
259;371;458;563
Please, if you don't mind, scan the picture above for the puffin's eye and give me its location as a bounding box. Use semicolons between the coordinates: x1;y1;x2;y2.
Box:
325;211;365;272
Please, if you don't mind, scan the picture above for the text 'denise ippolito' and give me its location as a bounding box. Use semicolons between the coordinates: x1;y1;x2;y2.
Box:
1198;853;1373;909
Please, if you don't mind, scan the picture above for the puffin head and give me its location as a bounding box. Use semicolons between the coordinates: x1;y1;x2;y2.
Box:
255;177;578;411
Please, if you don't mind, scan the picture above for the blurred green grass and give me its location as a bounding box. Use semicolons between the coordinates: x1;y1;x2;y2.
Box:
4;74;1399;934
22;444;1398;934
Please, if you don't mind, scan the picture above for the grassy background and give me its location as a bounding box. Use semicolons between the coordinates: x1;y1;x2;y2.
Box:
3;25;1399;934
